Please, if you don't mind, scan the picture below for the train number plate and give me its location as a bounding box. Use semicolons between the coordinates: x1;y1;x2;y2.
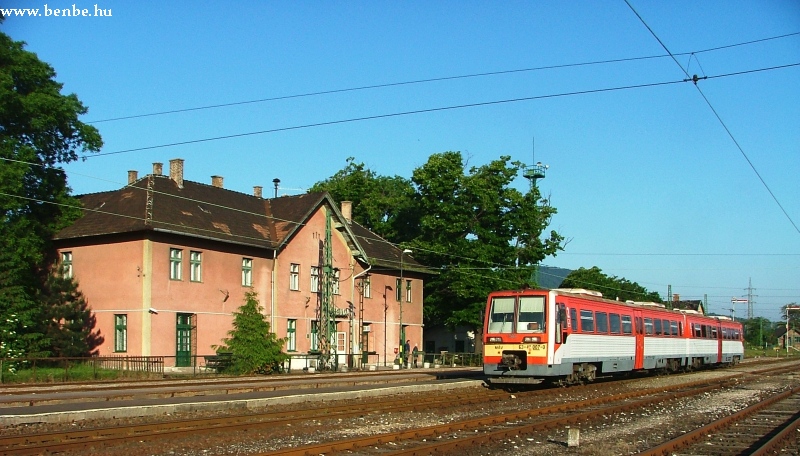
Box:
484;344;547;357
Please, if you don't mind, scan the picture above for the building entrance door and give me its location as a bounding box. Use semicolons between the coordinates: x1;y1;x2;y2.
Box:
176;313;194;367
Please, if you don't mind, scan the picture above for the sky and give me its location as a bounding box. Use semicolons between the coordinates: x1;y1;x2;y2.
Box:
3;1;799;321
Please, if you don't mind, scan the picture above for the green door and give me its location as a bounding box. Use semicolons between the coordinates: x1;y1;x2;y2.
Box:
176;313;193;367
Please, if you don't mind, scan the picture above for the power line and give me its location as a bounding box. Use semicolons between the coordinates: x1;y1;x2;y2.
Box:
86;31;800;124
624;0;800;235
83;63;799;159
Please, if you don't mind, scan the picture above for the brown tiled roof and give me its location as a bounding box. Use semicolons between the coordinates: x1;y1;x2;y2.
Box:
55;175;423;275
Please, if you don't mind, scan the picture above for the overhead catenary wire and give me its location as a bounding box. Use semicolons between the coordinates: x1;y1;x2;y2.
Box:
83;63;799;159
624;0;800;235
86;31;800;124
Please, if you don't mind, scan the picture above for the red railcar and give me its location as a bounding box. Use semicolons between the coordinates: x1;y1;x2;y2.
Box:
483;288;743;385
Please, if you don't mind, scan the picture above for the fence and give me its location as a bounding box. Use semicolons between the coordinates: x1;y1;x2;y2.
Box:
0;356;165;384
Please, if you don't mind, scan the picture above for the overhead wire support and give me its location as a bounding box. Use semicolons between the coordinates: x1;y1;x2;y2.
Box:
624;0;800;235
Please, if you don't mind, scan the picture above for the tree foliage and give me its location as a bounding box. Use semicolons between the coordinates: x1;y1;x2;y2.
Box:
559;266;662;303
0;26;102;356
313;152;565;331
40;266;103;357
217;292;288;375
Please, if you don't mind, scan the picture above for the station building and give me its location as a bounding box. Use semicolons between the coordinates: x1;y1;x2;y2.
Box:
54;159;425;370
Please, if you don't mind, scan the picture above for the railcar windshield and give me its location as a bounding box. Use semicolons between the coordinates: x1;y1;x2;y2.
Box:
517;296;546;333
487;296;515;333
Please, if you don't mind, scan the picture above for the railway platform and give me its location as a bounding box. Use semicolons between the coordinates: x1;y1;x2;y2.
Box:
0;367;484;426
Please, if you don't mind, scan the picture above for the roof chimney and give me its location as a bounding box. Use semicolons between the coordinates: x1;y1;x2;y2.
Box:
341;201;352;224
153;162;163;176
673;294;680;302
253;186;263;198
211;175;223;188
169;158;184;188
128;170;138;184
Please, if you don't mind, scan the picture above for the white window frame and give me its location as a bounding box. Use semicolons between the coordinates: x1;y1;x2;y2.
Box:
190;251;202;282
363;275;371;299
61;251;73;279
332;269;340;295
289;263;299;291
310;266;320;293
170;248;182;280
287;319;297;351
242;258;253;287
405;279;412;302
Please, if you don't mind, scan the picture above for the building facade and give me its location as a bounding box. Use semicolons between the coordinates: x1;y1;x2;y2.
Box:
54;159;424;369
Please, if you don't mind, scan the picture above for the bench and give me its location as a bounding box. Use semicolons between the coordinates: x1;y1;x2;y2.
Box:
204;353;234;372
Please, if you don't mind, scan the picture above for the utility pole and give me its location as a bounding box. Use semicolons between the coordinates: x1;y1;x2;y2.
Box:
745;278;757;319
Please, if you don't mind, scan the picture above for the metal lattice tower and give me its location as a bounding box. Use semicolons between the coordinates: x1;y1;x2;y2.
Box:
745;278;757;319
316;209;337;370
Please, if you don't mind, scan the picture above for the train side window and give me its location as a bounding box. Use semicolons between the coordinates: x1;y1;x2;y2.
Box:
693;323;702;338
596;312;608;334
643;318;654;335
654;319;662;335
580;309;594;332
712;327;718;339
609;313;621;334
670;321;678;336
702;325;710;338
570;308;578;331
621;315;632;334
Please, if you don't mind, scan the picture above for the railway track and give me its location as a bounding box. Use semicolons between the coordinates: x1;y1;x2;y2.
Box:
639;385;800;456
1;361;796;455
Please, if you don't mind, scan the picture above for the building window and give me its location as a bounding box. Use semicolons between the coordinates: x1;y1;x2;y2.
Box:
242;258;253;287
190;251;202;282
289;263;299;291
170;248;182;280
287;319;296;351
310;266;320;293
310;320;319;351
61;251;73;279
362;275;371;299
396;278;402;301
332;269;340;295
405;279;412;302
114;314;127;352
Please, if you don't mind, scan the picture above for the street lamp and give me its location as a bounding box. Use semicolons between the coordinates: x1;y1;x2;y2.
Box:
786;306;800;354
399;248;412;366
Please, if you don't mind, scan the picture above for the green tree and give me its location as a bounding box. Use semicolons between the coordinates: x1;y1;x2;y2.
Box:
41;266;103;357
781;302;800;327
312;152;565;332
217;291;288;375
559;266;662;303
309;157;415;241
0;23;102;356
410;152;564;329
742;317;772;348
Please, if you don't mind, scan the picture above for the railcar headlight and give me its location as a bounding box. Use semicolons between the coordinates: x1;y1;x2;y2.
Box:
487;337;503;343
522;336;540;343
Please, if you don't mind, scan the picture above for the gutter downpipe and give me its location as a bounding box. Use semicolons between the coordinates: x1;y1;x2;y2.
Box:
352;264;372;369
271;249;277;330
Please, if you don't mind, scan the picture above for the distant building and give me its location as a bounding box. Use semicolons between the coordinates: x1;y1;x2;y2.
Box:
54;159;425;369
775;326;800;351
670;295;705;315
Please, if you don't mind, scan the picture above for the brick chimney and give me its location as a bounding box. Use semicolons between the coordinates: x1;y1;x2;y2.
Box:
169;158;184;188
211;176;223;188
127;170;138;184
341;201;352;224
253;186;263;198
153;162;163;176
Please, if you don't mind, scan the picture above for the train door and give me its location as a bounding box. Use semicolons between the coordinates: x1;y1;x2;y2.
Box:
717;324;723;363
634;310;644;370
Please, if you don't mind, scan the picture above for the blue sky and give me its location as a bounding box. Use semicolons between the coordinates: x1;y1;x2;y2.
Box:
3;1;798;321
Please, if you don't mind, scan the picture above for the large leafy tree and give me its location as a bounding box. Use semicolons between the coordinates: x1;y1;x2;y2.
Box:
217;292;288;375
0;22;102;356
309;157;415;241
559;266;662;303
313;152;565;331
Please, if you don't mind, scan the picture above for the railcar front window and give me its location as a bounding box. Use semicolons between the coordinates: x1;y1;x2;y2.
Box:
488;297;515;333
517;296;545;333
